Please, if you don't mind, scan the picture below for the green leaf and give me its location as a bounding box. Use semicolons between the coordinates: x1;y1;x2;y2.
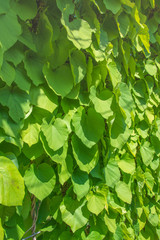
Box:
30;86;58;113
87;192;105;215
23;50;45;86
0;10;21;50
40;132;68;164
11;0;37;21
22;141;44;161
103;0;121;14
0;110;22;138
60;197;89;232
71;134;99;173
0;86;30;123
59;154;73;185
14;64;31;91
21;123;40;147
148;213;159;227
72;169;90;201
118;82;135;126
118;153;135;174
89;86;114;120
4;41;24;67
72;107;105;148
145;60;157;76
61;6;92;49
0;219;4;240
104;213;117;233
115;181;132;204
104;158;121;188
18;21;36;52
24;163;56;201
34;13;54;57
69;49;87;84
0;156;25;206
41;119;69;151
117;12;130;38
43;63;74;97
140;141;155;166
110;112;131;149
0;0;10;14
107;58;122;88
0;60;15;86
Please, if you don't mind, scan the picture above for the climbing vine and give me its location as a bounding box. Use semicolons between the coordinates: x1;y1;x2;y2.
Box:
0;0;160;239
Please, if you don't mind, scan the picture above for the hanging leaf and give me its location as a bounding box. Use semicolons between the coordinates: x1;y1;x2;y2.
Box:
0;156;25;206
72;107;105;148
87;192;106;215
24;163;56;201
71;134;99;173
41;119;69;151
0;86;30;123
115;181;132;204
60;197;89;232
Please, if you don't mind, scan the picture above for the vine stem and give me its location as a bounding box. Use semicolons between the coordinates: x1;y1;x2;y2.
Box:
21;195;41;240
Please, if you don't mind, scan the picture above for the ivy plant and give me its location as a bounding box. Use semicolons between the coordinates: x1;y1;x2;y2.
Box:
0;0;160;239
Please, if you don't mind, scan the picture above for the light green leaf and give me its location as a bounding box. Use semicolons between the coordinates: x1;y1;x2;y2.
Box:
103;0;121;14
104;159;121;188
30;86;58;113
87;192;105;215
23;51;45;86
0;60;15;86
115;181;132;204
69;49;87;84
58;154;73;185
118;82;135;126
60;197;89;232
0;86;30;123
117;12;130;38
43;63;74;97
72;107;104;148
89;86;114;120
107;58;121;88
145;60;157;76
0;219;4;240
104;213;117;233
21;123;40;147
149;0;155;8
138;24;150;55
148;213;159;227
0;156;25;206
118;153;135;174
11;0;37;21
0;9;21;50
24;163;56;201
140;141;155;166
72;169;90;201
144;171;154;191
41;119;69;151
71;134;99;173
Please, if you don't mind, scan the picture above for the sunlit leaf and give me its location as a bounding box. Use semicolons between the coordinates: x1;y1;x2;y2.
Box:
24;163;56;201
0;156;25;206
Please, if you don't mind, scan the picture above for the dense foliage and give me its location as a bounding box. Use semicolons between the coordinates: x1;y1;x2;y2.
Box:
0;0;160;239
